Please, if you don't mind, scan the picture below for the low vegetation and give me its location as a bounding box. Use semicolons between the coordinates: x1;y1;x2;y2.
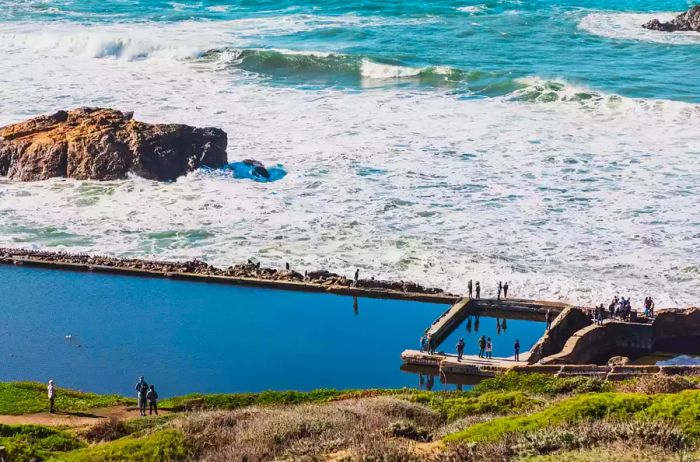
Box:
4;373;700;461
0;382;132;415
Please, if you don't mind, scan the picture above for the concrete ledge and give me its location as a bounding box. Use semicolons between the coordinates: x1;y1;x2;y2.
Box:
1;255;458;304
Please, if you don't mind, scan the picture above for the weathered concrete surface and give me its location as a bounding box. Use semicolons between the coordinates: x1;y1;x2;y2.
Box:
528;307;592;364
402;349;700;380
425;298;473;346
541;322;654;365
0;249;458;304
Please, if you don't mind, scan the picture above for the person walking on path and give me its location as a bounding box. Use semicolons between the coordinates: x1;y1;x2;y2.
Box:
477;335;486;358
503;282;509;298
497;281;502;300
456;338;465;362
475;281;481;300
545;309;553;330
146;385;159;416
354;269;360;286
467;279;473;299
47;380;56;414
514;339;520;361
486;337;493;359
135;376;149;417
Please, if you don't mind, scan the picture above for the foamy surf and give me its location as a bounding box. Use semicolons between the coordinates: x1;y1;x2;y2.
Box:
579;12;700;45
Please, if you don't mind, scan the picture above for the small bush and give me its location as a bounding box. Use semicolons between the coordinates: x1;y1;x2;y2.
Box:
81;417;130;442
615;375;698;395
0;424;84;461
55;429;191;462
445;393;653;443
473;373;610;396
388;421;432;442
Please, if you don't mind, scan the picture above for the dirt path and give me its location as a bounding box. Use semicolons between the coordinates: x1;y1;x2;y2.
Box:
0;406;170;427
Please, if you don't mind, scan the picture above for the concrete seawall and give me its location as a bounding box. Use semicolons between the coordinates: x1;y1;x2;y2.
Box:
0;252;459;304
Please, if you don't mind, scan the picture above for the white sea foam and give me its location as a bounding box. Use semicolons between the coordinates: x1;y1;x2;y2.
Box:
457;5;487;14
579;12;700;45
1;20;699;308
360;59;423;79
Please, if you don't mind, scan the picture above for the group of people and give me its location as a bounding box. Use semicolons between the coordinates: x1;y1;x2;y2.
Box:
420;331;435;354
45;377;159;416
594;295;655;323
135;377;159;416
466;280;510;300
456;336;521;361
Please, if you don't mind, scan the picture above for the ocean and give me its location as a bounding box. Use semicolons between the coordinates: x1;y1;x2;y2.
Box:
1;0;699;307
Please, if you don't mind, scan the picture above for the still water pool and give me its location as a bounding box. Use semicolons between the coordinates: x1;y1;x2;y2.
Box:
437;315;546;359
0;265;447;397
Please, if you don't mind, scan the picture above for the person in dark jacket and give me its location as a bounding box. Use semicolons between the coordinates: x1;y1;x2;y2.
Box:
545;310;553;330
475;281;481;300
514;339;520;361
477;335;486;358
467;279;473;299
456;338;465;361
135;377;149;416
146;385;159;416
497;281;502;300
503;282;509;298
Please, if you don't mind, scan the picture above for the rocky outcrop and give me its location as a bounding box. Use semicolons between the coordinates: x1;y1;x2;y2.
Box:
0;108;227;181
643;5;700;32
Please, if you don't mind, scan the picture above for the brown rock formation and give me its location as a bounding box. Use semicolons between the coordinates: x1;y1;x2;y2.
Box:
0;107;227;181
643;5;700;32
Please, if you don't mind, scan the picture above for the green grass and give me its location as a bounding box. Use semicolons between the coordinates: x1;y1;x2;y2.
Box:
445;393;654;443
0;382;133;415
0;424;84;462
472;373;611;396
52;429;191;462
159;388;402;411
412;391;543;421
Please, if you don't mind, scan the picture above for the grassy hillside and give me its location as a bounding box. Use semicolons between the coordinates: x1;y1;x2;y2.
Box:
1;373;700;461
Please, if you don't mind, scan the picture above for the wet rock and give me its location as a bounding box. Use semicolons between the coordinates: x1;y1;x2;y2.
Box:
643;5;700;32
0;107;227;181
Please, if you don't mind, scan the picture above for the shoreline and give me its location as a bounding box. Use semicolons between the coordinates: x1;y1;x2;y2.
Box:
0;247;459;304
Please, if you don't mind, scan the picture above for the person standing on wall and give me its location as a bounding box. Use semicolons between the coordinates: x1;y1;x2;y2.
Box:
456;337;465;361
503;282;509;298
514;339;520;361
497;281;502;300
475;281;481;300
545;309;553;330
467;279;473;299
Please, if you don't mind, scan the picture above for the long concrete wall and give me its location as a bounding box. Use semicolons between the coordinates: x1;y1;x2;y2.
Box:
528;307;592;364
1;256;459;304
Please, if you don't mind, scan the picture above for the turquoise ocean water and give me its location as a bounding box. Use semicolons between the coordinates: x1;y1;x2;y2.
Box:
0;0;699;306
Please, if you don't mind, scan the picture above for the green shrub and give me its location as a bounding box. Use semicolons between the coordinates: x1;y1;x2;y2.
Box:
54;429;191;462
445;393;652;443
413;391;542;421
0;424;84;461
160;389;361;411
473;373;610;396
